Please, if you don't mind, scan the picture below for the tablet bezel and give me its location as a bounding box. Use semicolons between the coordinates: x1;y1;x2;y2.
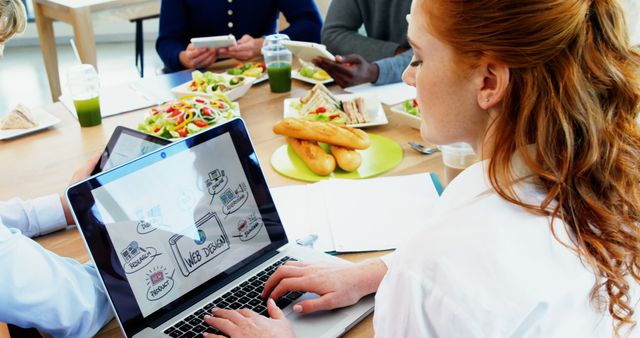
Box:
280;40;336;62
190;35;237;49
92;126;171;175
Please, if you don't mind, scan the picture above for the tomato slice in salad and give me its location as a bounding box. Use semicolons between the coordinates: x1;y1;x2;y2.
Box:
194;119;208;127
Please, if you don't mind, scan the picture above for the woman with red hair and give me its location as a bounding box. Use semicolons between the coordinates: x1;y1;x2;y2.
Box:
204;1;640;337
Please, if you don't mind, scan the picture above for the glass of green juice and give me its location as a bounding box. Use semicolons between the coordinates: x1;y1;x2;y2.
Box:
262;34;292;93
67;64;102;127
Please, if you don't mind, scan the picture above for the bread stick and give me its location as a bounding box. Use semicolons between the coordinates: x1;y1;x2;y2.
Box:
286;137;336;176
274;118;370;150
330;145;362;172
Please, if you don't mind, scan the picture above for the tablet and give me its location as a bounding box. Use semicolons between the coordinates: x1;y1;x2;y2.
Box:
92;126;170;175
280;40;336;63
191;34;237;49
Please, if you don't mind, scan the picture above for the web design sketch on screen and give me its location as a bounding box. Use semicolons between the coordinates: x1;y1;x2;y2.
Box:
169;212;230;277
94;132;273;317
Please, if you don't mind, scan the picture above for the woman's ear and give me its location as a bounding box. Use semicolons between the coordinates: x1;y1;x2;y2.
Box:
477;62;509;110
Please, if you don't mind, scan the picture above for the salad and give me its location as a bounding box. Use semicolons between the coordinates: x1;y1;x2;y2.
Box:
226;62;266;78
188;70;245;94
298;65;331;81
138;94;238;139
403;99;419;116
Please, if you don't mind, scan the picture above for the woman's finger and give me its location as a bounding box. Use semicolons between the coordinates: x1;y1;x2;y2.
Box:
262;265;306;298
293;292;344;314
211;308;246;324
238;308;259;319
269;277;308;301
266;298;285;319
203;315;237;335
202;333;226;338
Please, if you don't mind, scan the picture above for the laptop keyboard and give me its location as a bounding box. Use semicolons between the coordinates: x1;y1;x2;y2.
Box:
163;256;305;338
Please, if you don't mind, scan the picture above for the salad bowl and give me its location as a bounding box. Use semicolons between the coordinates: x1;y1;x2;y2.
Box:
171;71;255;101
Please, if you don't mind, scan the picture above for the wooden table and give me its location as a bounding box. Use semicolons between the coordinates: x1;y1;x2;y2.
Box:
33;0;161;100
0;66;443;337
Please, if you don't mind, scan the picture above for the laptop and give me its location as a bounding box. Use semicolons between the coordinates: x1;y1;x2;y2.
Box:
66;118;375;338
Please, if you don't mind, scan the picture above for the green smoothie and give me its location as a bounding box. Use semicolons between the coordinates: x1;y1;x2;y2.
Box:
267;62;292;93
74;96;102;127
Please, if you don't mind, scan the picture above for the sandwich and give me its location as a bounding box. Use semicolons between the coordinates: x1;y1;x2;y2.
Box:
0;104;37;130
298;84;368;124
341;97;367;124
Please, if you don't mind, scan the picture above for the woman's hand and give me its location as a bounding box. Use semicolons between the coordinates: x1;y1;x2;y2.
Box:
203;298;295;338
261;259;387;314
179;43;219;69
221;34;263;61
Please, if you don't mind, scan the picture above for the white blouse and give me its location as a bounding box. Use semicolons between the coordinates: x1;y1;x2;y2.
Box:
373;161;619;337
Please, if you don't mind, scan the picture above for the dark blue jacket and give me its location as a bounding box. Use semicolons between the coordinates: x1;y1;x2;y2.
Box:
156;0;322;72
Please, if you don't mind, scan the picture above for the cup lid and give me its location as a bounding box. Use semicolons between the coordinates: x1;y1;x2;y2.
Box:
261;34;290;54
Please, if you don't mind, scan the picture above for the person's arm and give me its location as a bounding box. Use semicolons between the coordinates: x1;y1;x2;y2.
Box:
0;223;113;337
373;49;414;85
0;195;66;238
156;0;190;72
278;0;322;43
321;0;400;61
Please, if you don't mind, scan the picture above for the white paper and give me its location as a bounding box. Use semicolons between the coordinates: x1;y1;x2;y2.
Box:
60;84;156;119
271;182;335;252
270;173;440;253
324;174;439;252
344;82;416;106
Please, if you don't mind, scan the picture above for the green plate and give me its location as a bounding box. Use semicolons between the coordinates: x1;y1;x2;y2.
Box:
271;133;403;182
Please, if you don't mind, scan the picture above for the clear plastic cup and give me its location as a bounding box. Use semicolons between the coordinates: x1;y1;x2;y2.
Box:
67;64;102;127
438;142;478;184
261;34;292;93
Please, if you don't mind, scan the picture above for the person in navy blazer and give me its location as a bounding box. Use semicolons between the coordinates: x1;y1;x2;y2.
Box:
156;0;322;72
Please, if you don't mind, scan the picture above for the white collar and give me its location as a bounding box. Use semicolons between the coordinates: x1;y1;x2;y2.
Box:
435;160;492;216
434;152;542;217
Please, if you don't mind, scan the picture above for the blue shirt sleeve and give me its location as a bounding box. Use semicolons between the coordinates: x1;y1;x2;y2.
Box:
278;0;322;43
0;224;113;338
374;49;414;85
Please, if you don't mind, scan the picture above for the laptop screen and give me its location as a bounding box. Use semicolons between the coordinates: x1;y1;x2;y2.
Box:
67;118;287;335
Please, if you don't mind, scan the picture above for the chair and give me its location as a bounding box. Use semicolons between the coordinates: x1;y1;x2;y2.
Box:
130;13;160;78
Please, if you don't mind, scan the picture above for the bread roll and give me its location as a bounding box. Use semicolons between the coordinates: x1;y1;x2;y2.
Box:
286;137;336;176
274;118;370;150
330;145;362;172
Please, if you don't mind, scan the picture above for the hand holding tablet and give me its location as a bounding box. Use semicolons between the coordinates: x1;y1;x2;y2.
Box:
280;40;336;63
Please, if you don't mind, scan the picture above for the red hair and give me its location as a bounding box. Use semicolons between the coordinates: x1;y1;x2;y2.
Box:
422;0;640;335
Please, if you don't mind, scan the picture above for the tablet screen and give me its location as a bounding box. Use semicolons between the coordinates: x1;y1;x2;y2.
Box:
94;127;170;175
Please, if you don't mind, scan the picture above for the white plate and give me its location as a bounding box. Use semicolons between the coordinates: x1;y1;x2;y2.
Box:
390;102;421;130
171;73;255;101
252;73;268;84
291;69;333;85
284;94;388;128
0;107;61;140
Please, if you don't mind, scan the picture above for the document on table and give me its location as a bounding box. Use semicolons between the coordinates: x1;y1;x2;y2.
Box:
344;82;416;106
270;173;441;253
60;84;159;119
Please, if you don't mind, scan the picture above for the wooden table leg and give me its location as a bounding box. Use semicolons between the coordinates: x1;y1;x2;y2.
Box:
70;7;97;69
34;1;61;101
